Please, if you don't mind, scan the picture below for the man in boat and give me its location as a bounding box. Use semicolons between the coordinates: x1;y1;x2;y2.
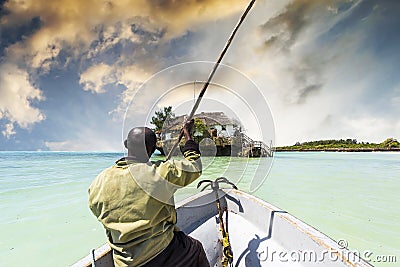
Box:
88;120;209;267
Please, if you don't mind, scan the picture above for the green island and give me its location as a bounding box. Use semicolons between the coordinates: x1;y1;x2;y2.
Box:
275;138;400;152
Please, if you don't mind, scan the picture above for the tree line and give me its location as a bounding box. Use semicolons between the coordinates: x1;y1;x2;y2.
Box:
276;138;400;151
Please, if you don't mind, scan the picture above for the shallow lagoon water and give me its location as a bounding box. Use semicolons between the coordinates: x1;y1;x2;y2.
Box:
0;151;398;266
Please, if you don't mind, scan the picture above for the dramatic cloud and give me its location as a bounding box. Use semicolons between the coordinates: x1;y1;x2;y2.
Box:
260;0;327;51
0;63;45;138
0;0;249;141
182;0;398;145
0;0;399;149
249;0;400;144
255;0;360;105
1;0;249;68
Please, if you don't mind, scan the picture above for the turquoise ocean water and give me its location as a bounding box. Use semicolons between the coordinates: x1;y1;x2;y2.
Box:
0;151;399;266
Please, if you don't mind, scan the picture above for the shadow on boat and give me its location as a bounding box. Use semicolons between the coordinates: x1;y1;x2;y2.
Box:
235;210;287;267
73;189;372;267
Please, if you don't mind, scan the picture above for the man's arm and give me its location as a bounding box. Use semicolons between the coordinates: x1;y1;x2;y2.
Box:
181;119;201;162
156;119;202;187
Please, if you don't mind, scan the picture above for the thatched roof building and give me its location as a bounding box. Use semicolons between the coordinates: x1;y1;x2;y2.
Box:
162;111;241;137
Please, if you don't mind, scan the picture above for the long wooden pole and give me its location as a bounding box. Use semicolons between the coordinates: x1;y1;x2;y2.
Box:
166;0;256;160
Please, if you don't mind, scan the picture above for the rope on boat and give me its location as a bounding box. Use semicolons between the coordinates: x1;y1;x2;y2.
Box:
197;177;238;267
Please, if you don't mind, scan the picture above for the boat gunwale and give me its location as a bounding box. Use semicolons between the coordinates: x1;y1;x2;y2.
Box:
224;189;373;267
72;189;373;267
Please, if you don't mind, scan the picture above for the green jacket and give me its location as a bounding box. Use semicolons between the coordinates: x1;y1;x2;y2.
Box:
88;141;201;267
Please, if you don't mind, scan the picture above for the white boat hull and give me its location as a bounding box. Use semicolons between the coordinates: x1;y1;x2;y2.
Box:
73;189;372;267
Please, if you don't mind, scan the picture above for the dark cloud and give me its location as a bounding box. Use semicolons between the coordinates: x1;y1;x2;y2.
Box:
0;0;8;15
257;0;362;105
1;0;399;149
261;3;308;51
84;19;166;69
288;56;325;104
259;0;337;52
320;0;400;116
297;84;323;104
259;0;363;52
0;16;42;57
256;1;333;105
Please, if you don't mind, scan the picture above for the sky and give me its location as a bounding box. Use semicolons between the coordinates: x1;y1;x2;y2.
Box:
0;0;399;151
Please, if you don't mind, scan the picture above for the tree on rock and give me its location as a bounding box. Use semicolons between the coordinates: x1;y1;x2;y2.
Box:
150;106;174;133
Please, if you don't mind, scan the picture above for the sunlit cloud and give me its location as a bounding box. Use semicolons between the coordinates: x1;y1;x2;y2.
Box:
0;63;45;137
0;0;248;137
0;0;399;149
